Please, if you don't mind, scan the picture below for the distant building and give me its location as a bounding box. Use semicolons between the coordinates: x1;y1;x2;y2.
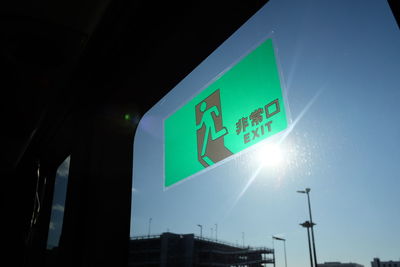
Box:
371;258;400;267
129;232;274;266
318;262;364;267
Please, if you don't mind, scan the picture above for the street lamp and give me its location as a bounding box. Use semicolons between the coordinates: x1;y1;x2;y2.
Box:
300;221;315;267
273;236;287;267
215;223;218;241
297;188;318;267
197;224;203;238
148;217;152;237
272;236;276;267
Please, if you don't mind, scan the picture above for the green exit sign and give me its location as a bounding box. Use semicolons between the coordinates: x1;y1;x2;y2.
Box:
164;39;288;187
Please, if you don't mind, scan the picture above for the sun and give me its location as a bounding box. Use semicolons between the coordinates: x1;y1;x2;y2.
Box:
254;142;285;168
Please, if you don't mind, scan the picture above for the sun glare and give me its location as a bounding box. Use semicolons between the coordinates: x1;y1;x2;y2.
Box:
255;142;285;168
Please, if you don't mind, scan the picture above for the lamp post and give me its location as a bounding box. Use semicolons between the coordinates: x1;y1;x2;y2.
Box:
300;221;315;267
297;188;318;267
273;236;287;267
148;217;152;237
197;224;203;238
215;223;218;241
272;236;276;267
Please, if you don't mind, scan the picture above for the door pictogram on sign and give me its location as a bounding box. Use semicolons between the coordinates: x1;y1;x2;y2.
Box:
195;89;233;167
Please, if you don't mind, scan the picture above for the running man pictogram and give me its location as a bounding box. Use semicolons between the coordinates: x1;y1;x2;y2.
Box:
195;89;232;168
196;101;228;157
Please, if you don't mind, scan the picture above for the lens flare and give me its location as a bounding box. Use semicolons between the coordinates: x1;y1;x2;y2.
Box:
255;143;285;168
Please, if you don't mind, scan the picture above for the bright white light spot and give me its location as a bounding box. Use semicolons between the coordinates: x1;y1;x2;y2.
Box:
255;143;284;168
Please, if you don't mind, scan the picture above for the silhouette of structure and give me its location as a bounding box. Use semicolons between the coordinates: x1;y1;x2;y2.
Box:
317;261;364;267
129;232;274;266
371;258;400;267
317;262;364;267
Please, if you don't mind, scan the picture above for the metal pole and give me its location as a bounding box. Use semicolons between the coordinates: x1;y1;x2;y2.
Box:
197;224;203;238
272;237;276;267
148;218;152;237
284;240;287;267
306;225;314;267
215;223;218;241
306;190;318;267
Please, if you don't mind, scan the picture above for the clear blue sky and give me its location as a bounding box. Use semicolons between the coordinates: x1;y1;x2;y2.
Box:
47;156;70;249
131;1;400;266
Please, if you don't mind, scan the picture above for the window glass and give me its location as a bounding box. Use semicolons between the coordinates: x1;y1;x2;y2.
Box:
131;1;400;266
47;156;70;249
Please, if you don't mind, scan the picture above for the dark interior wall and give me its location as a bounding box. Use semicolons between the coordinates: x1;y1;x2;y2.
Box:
57;105;136;267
